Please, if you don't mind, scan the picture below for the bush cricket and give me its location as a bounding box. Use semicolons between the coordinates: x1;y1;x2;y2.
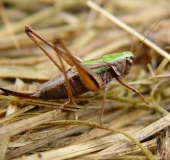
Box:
0;26;148;125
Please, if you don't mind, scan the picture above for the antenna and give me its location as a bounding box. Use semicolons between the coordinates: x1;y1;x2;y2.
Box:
87;0;170;61
136;19;162;55
130;0;136;53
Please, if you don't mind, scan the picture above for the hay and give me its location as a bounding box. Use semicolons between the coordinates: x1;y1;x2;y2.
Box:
0;0;170;159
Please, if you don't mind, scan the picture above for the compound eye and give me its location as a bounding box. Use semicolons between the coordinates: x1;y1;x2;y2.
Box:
129;59;133;64
129;57;134;65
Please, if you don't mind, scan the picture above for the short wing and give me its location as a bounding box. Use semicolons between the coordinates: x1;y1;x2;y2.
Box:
66;54;104;92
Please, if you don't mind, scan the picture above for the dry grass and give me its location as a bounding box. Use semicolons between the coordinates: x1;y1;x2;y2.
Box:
0;0;170;159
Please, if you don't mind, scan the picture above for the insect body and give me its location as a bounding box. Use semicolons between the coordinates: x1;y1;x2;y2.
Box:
0;26;148;124
0;52;134;99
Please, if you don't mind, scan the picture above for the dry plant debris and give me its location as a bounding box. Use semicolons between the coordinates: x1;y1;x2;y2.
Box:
0;0;170;160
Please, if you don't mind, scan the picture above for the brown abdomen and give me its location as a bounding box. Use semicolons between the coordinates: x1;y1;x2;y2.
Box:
33;67;115;100
32;69;89;100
